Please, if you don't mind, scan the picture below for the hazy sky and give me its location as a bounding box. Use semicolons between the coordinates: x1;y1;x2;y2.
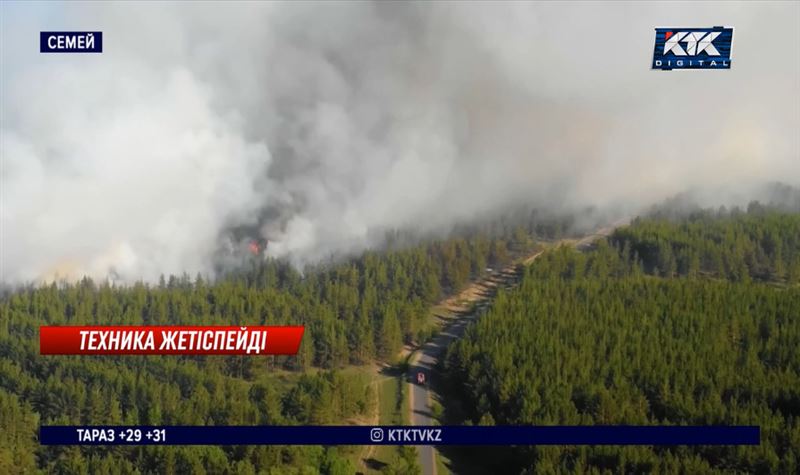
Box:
1;1;798;283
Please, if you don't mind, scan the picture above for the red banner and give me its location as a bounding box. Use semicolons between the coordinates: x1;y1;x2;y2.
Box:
40;325;304;355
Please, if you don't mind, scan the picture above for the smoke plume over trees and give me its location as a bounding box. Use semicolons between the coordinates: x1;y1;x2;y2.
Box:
1;2;798;282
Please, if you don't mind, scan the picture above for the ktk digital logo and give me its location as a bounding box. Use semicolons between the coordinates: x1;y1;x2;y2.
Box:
652;27;733;70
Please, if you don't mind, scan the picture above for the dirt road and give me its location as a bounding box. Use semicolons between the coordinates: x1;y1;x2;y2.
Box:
408;251;539;475
407;223;625;474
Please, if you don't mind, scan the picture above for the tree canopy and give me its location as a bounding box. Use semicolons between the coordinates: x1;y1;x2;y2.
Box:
443;207;800;473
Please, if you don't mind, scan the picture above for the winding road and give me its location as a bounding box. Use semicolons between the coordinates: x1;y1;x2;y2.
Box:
409;313;478;475
406;221;626;474
407;257;531;475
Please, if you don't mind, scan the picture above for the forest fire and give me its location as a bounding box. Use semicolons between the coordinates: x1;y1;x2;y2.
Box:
248;238;268;256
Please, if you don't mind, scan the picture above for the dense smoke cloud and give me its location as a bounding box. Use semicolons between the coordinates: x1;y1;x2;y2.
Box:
1;1;798;283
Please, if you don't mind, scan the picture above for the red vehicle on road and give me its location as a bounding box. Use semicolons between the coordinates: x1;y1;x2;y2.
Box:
416;371;426;385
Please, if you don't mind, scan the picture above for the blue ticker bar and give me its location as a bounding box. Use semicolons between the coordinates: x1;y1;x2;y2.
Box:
40;425;760;446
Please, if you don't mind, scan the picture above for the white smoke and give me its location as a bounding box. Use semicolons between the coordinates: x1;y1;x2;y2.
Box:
1;1;798;283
